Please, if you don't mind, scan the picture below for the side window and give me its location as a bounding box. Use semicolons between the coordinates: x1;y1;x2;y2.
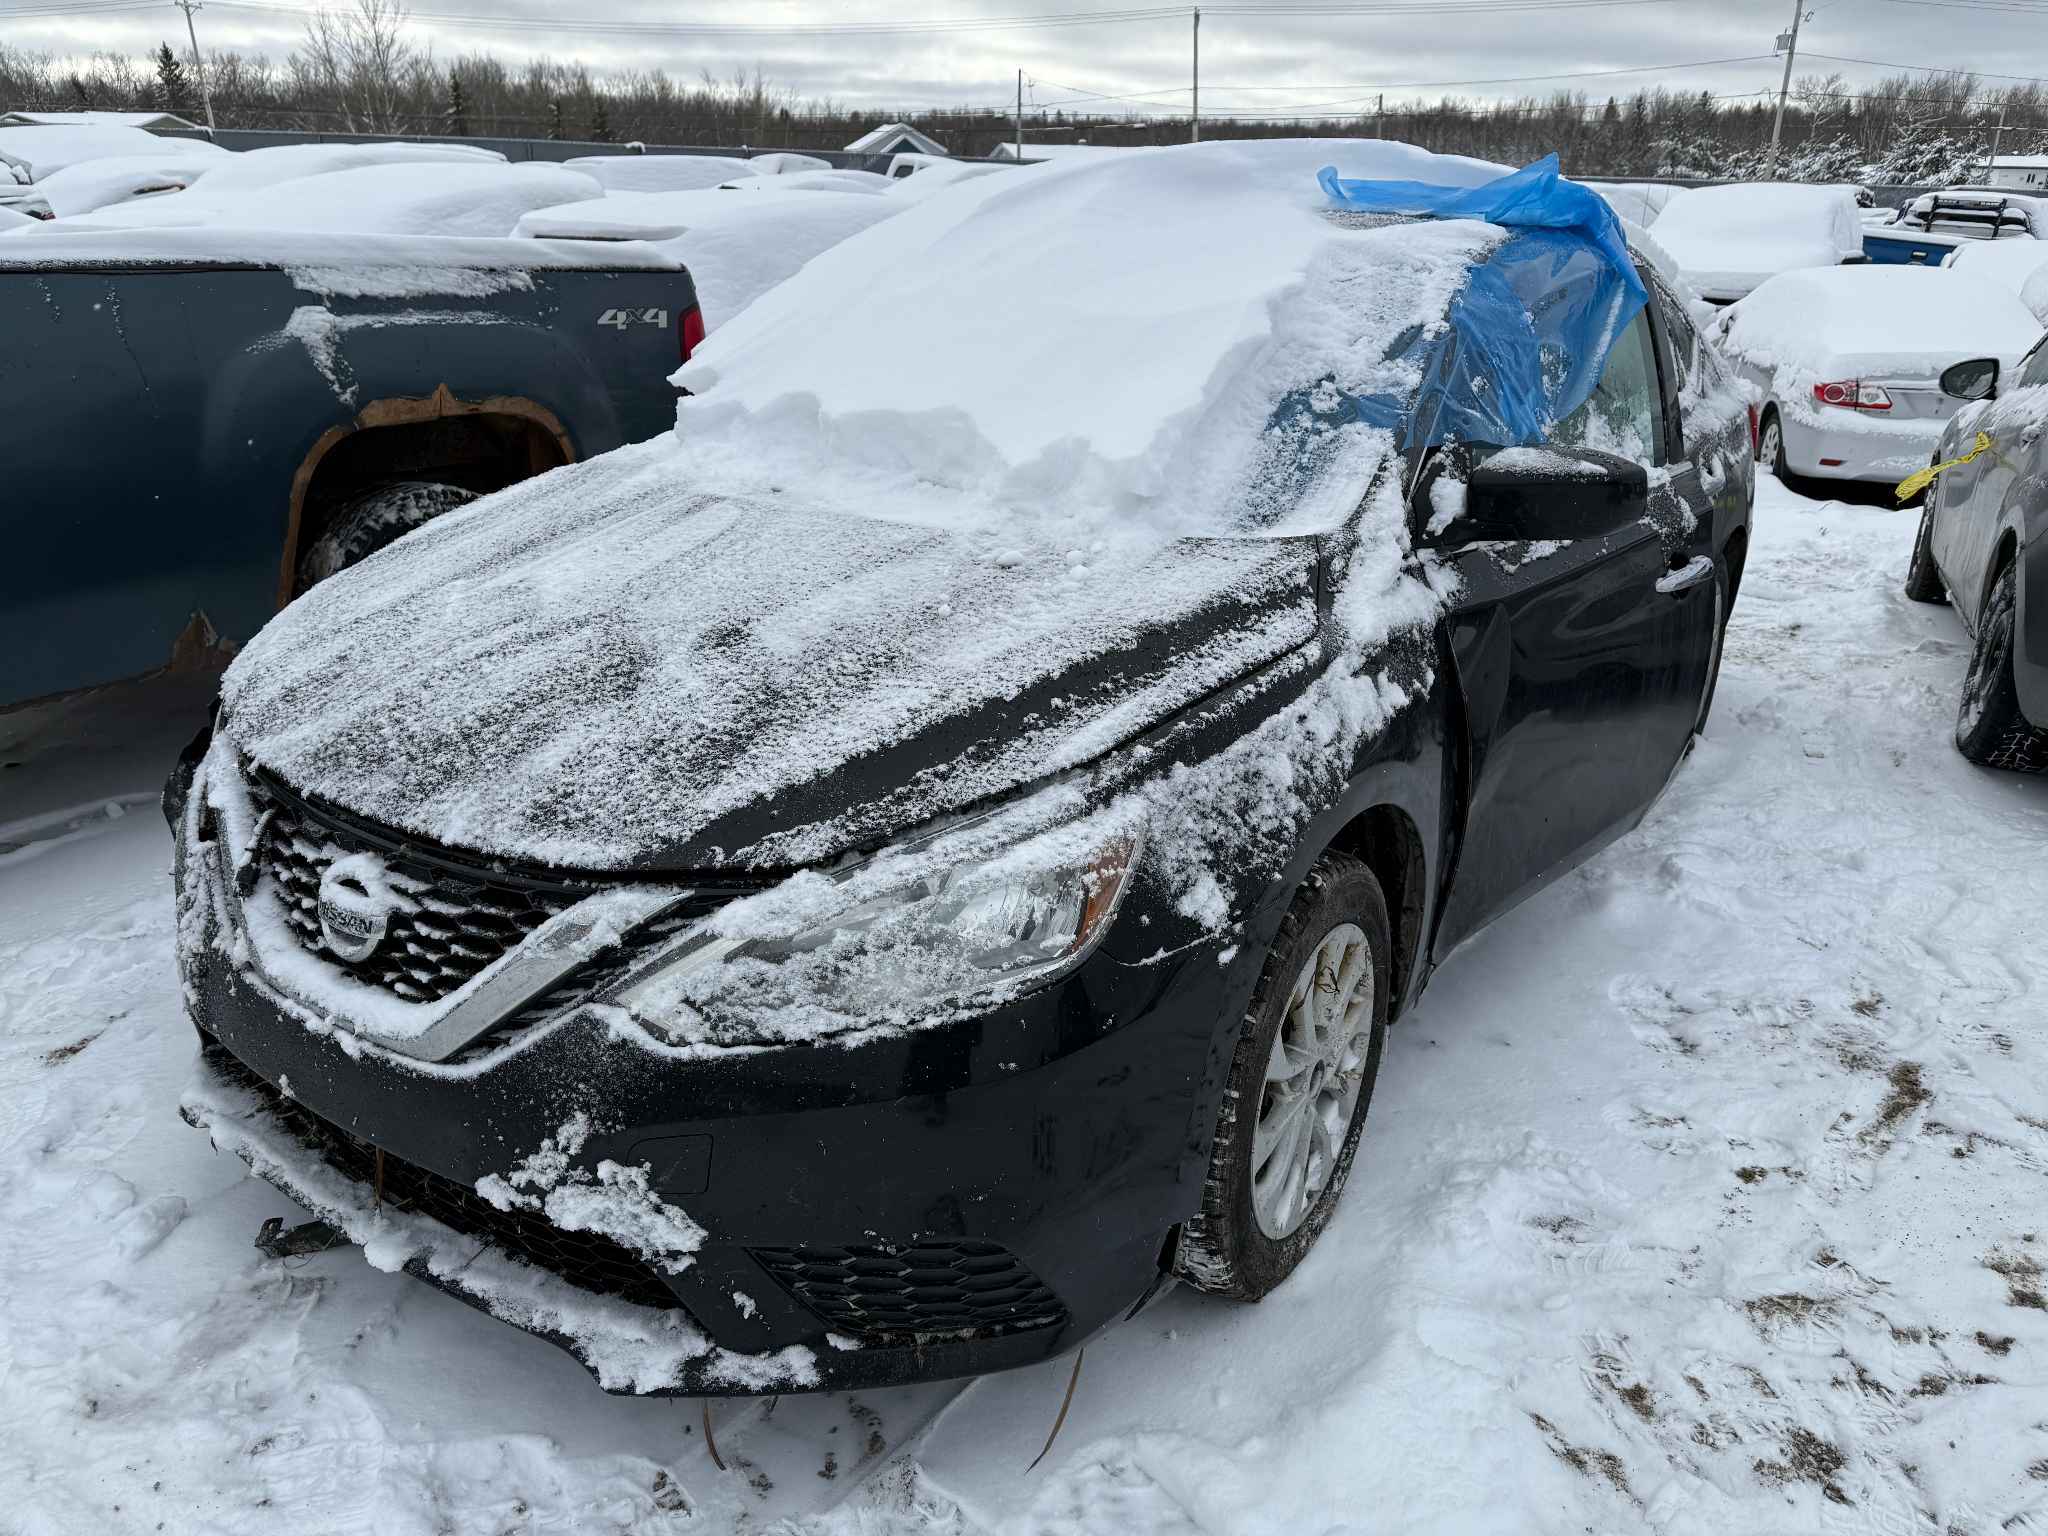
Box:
2020;338;2048;391
1552;308;1665;465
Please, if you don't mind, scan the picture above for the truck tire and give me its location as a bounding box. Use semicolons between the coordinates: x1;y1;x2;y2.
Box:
297;481;478;592
1174;851;1390;1302
1955;559;2048;773
1903;495;1948;604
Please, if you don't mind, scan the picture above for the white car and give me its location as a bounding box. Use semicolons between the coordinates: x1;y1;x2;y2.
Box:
1652;182;1866;303
1713;265;2043;485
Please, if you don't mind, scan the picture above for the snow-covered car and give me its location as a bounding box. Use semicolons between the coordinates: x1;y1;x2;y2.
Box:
513;186;900;329
1651;181;1866;303
715;167;890;196
0;202;36;230
0;185;52;221
49;160;602;237
1588;179;1688;227
1713;266;2042;485
1865;188;2045;267
561;152;755;192
1944;236;2048;320
30;152;215;217
0;122;227;180
1903;329;2048;770
168;141;1752;1398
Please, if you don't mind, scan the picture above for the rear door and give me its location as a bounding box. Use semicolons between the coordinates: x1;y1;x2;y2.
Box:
1430;297;1720;957
1950;338;2048;621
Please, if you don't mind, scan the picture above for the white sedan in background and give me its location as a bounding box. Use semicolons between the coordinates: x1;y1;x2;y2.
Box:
1652;181;1866;303
1713;265;2042;485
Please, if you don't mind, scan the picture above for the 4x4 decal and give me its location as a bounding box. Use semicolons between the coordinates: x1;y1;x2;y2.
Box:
598;306;669;330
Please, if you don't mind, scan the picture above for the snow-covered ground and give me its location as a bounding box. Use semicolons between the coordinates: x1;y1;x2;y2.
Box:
3;474;2045;1535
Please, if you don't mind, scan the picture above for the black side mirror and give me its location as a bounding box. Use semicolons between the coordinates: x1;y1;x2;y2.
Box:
1427;446;1650;546
1940;357;1998;402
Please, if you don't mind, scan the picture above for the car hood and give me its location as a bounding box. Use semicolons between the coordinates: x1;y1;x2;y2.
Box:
221;444;1322;872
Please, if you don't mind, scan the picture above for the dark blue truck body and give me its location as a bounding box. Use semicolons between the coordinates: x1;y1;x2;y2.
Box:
1;230;691;707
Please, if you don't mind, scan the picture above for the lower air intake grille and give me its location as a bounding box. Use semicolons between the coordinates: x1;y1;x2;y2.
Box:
210;1047;681;1313
750;1241;1066;1342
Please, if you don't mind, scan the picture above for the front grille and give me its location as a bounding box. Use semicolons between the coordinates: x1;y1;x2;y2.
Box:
210;1046;682;1312
246;773;594;1004
751;1241;1066;1343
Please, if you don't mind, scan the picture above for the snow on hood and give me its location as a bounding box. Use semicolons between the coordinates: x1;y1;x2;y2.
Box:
221;437;1322;871
674;138;1508;529
1652;182;1864;301
223;139;1514;874
1719;266;2043;384
53;161;603;238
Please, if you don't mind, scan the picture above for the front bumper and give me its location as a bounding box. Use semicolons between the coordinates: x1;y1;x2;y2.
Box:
172;751;1245;1396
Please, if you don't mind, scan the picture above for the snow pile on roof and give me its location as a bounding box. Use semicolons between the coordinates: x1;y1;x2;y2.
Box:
744;151;831;175
1587;179;1688;226
883;157;1009;199
57;161;603;238
1720;266;2043;385
988;141;1133;163
33;152;216;216
515;187;900;327
675;137;1509;530
715;168;889;196
1947;235;2048;299
561;152;754;192
1651;182;1865;301
0;109;203;131
0;123;227;179
844;121;948;156
186;140;505;196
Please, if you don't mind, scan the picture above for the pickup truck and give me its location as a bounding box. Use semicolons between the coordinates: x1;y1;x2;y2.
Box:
1863;189;2044;266
0;226;694;707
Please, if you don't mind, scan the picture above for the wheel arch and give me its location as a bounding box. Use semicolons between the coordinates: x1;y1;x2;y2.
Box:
1322;803;1429;1022
278;387;574;606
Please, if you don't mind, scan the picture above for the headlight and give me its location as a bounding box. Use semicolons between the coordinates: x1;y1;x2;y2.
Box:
611;818;1144;1047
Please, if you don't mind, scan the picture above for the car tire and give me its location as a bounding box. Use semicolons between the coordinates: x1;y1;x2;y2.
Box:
1903;495;1949;604
1756;408;1788;482
1955;559;2048;773
1174;851;1391;1302
296;481;479;593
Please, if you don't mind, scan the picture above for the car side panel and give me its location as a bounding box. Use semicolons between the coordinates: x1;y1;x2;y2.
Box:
0;264;686;707
2012;451;2048;725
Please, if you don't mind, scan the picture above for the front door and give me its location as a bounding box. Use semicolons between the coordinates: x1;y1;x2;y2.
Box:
1430;303;1719;958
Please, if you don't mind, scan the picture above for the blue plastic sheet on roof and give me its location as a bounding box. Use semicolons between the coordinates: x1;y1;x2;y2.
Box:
1312;153;1650;449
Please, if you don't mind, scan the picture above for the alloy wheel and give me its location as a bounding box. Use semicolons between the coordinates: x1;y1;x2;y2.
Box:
1251;922;1375;1240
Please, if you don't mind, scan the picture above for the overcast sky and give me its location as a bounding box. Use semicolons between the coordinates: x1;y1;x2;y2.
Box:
11;0;2048;118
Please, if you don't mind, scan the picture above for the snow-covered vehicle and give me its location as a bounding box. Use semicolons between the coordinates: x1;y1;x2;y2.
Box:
1904;329;2048;770
562;152;757;192
28;151;214;217
1651;181;1866;303
1865;188;2045;268
513;186;900;333
0;226;693;706
1943;232;2048;323
169;142;1752;1397
1713;266;2042;485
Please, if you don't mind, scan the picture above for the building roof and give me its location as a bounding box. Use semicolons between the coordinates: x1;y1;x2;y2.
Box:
1985;155;2048;169
843;122;949;156
0;110;206;132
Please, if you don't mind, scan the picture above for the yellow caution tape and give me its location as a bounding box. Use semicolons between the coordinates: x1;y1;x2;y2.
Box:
1896;430;1993;502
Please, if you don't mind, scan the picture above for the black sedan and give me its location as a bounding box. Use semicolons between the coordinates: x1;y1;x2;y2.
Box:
168;152;1753;1397
1905;329;2048;771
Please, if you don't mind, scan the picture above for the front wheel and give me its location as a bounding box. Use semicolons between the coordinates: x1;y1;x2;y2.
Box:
1955;560;2048;773
1174;851;1391;1301
1903;494;1948;604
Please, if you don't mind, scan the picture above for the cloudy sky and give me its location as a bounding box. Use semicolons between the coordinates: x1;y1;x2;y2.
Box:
10;0;2048;116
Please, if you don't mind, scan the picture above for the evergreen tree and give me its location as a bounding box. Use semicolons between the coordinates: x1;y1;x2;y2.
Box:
154;42;190;115
69;74;92;110
445;68;469;136
548;99;565;141
590;100;613;142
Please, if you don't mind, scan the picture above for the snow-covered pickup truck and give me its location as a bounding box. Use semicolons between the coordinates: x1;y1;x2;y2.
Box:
0;227;695;707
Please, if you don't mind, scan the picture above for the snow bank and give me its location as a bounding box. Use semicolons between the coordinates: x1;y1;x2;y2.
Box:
1719;266;2041;386
676;138;1508;524
1652;181;1864;301
56;160;604;238
0;123;226;179
562;152;754;192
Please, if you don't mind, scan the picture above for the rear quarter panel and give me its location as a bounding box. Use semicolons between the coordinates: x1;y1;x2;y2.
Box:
0;262;687;705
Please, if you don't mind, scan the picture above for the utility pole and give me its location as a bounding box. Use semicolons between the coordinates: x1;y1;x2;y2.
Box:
1191;7;1200;144
1015;68;1023;161
1987;103;2007;183
1764;0;1807;179
173;0;218;137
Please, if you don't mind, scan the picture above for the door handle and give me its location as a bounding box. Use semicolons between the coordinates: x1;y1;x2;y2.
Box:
1656;555;1714;595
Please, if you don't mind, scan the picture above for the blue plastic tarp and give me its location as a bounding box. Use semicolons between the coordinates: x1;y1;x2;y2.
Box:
1314;154;1649;450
